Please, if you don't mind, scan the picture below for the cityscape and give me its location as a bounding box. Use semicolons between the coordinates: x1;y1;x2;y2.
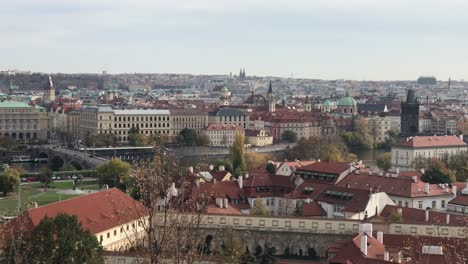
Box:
1;1;468;264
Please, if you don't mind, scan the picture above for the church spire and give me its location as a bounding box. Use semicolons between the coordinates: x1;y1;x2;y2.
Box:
267;80;273;94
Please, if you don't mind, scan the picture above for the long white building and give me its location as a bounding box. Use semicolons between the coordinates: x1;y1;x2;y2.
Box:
391;135;467;171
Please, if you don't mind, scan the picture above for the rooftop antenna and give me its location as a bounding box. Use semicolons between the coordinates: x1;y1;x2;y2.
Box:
448;77;451;91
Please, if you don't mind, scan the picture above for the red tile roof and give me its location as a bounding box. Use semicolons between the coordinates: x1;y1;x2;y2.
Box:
328;234;395;264
297;161;350;175
205;124;244;131
382;234;467;264
394;135;467;148
337;172;454;198
448;194;468;206
302;201;327;217
316;186;371;213
25;188;147;234
379;205;468;226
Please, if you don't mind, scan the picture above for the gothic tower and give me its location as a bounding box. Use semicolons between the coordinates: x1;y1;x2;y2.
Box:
304;96;312;112
400;89;419;137
46;75;56;102
267;81;275;112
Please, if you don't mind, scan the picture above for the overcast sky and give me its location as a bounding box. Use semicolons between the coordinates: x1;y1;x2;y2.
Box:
2;0;468;80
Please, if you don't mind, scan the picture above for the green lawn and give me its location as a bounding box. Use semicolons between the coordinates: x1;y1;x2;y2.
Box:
33;192;79;206
0;180;99;216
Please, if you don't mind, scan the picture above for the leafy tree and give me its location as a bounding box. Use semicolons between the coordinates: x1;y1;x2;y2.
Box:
427;158;456;182
219;227;244;263
37;167;53;187
254;245;276;264
148;133;169;146
195;134;210;146
231;132;246;176
128;126;147;146
215;159;233;173
250;199;269;216
0;167;20;196
1;213;103;263
376;152;392;171
266;163;276;174
341;117;373;150
177;128;198;146
129;133;148;146
422;168;452;184
448;152;468;182
240;250;257;264
245;153;270;170
286;136;356;162
281;130;297;143
96;158;131;191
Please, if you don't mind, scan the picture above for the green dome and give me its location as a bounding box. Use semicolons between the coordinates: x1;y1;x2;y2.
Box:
221;86;229;93
322;99;332;107
338;96;356;107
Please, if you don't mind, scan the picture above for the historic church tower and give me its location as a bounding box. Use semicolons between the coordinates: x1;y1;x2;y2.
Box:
400;89;419;137
45;75;56;102
267;81;275;112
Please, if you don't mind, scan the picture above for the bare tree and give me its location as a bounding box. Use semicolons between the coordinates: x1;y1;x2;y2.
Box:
124;147;207;264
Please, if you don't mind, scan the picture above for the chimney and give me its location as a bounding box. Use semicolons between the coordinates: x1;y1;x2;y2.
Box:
317;159;321;162
460;134;464;140
446;214;450;225
452;185;457;195
359;223;373;237
425;183;430;194
360;235;368;256
377;231;384;244
397;207;403;216
245;172;249;178
209;164;214;171
213;179;217;184
412;176;418;183
422;245;443;255
237;176;243;189
425;209;429;222
396;168;400;175
420;168;425;174
406;137;410;142
224;198;228;209
188;166;194;174
219;165;225;172
384;251;390;261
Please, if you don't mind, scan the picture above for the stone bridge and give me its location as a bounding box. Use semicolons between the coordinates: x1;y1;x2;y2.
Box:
32;147;108;170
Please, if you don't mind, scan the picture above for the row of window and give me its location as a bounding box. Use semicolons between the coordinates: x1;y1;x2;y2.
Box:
394;200;446;209
99;221;141;243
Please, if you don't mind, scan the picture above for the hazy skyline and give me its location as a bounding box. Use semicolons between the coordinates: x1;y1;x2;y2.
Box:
2;0;468;80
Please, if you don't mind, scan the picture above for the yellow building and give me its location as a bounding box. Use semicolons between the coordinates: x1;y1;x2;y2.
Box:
245;129;273;146
170;109;209;137
0;101;49;142
80;106;171;143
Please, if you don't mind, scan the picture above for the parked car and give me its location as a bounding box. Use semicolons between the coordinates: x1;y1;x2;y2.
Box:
51;176;56;180
72;176;77;180
21;177;27;182
27;177;36;182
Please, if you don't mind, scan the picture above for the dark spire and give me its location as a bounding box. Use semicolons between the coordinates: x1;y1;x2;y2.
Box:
239;68;242;79
305;95;309;104
267;81;273;94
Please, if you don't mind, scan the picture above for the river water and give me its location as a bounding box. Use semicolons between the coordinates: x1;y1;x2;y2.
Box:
352;148;387;170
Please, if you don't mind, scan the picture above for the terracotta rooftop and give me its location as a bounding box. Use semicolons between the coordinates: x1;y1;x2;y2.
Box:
205;124;244;131
378;205;468;226
296;161;350;175
25;188;147;234
448;194;468;206
337;172;454;198
394;135;467;148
